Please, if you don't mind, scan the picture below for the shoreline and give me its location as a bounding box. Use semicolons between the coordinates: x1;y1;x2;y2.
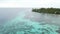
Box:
32;8;60;14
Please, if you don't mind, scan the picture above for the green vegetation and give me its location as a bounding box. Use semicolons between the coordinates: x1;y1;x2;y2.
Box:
32;8;60;14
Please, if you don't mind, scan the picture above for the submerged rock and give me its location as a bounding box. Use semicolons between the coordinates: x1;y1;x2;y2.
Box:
0;11;60;34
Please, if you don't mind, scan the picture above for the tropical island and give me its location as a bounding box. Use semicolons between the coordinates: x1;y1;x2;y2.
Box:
32;8;60;14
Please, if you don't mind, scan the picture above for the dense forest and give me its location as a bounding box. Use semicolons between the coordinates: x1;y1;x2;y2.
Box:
32;8;60;14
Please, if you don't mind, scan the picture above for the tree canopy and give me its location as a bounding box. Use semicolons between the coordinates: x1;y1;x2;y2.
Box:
32;8;60;14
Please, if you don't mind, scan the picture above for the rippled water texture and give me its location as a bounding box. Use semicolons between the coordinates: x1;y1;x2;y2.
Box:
0;8;60;34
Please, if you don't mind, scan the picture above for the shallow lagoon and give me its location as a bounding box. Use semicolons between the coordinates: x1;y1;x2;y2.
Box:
0;8;60;34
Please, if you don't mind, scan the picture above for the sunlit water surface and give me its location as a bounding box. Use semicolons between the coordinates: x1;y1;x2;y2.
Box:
0;8;60;34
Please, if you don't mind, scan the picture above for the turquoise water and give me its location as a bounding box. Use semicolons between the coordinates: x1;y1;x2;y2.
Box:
0;8;60;34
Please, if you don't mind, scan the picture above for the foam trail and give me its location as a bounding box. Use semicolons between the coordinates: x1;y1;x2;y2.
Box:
2;11;60;34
